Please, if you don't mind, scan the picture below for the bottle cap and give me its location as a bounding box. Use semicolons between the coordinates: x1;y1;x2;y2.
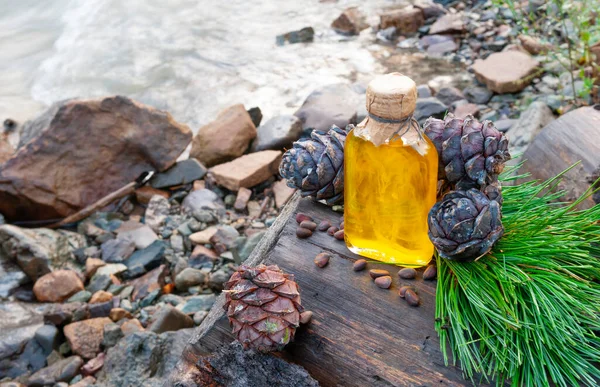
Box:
366;73;417;121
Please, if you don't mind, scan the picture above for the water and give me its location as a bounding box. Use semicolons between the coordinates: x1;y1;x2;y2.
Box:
0;0;462;137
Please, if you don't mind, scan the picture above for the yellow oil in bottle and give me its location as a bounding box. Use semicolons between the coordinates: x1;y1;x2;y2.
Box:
343;73;438;267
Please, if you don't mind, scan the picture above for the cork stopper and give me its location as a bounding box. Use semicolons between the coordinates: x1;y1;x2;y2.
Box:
366;73;417;120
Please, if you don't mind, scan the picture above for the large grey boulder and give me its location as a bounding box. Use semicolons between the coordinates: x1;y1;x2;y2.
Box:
294;84;359;132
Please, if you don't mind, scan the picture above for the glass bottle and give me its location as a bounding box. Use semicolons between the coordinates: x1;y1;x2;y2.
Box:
344;73;438;267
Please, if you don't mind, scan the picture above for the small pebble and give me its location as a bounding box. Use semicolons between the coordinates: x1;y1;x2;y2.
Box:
296;213;313;223
333;230;345;241
369;269;390;279
353;259;367;271
314;252;331;268
327;226;339;236
339;221;344;229
405;289;420;306
375;276;392;289
423;265;437;281
300;220;317;231
398;285;415;298
300;311;313;324
398;267;417;279
296;227;313;239
317;220;331;231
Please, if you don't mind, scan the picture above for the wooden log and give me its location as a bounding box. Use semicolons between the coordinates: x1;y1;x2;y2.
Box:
520;105;600;208
171;193;470;386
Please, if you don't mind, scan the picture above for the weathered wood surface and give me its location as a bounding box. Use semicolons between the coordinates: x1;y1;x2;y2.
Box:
172;193;470;386
521;105;600;208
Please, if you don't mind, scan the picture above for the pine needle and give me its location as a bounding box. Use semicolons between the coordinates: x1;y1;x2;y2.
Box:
435;167;600;386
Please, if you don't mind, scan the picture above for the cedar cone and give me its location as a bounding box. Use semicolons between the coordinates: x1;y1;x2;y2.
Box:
224;264;303;352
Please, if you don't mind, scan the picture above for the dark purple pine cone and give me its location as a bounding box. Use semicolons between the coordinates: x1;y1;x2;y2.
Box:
424;114;510;191
428;188;504;262
279;125;348;205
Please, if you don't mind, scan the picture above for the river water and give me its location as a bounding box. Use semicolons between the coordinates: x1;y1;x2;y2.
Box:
0;0;460;136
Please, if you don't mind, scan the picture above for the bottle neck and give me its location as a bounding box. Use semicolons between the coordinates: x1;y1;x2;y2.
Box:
354;113;424;147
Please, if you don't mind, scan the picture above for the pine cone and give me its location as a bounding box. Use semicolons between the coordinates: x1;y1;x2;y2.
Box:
224;264;303;352
428;189;504;262
279;125;348;205
424;114;510;190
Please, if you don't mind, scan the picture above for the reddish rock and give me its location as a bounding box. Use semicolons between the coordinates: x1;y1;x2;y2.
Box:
89;290;113;304
429;13;465;35
331;7;369;35
33;270;84;302
233;187;252;211
0;96;191;222
109;307;133;322
472;51;540;93
189;226;218;245
379;7;424;33
0;137;13;165
414;0;446;19
85;258;106;278
193;180;206;191
454;103;480;118
135;186;169;205
518;35;550;55
81;352;105;376
121;318;145;335
64;317;112;359
273;180;296;208
71;376;96;387
190;245;218;261
190;104;257;167
209;150;282;191
128;264;168;301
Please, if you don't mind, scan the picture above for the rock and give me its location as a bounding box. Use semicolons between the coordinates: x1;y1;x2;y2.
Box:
128;265;168;301
294;83;359;132
174;268;207;292
0;254;28;298
63;317;112;359
463;86;494;104
177;294;216;315
188;245;218;269
0;138;13;165
89;301;113;319
275;27;314;45
472;51;540;94
0;97;191;222
169;342;319;387
189;226;218;245
427;39;458;55
95;263;127;278
208;269;230;291
84;258;105;279
181;189;224;213
121;319;145;335
414;98;448;123
331;7;368;35
94;329;193;387
102;322;123;348
429;13;465;35
89;290;113;304
33;270;84;303
115;222;157;250
250;115;303;152
435;87;465;106
454;103;480;118
108;308;132;322
100;238;135;264
518;35;550;55
506;101;554;159
234;187;252;211
81;352;104;376
209;150;282;191
123;240;165;278
272;180;296;209
33;325;59;354
238;231;266;262
193;311;208;325
190;104;256;167
414;0;446;19
376;26;397;43
67;290;92;303
135;186;169;205
150;159;207;189
379;7;424;33
148;305;194;334
0;225;86;281
417;85;432;98
26;356;83;387
247;107;262;128
143;196;171;232
70;376;96;387
494;119;517;133
521;106;600;208
43;302;82;327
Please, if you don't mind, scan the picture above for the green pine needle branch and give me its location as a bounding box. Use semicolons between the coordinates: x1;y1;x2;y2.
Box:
436;165;600;386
